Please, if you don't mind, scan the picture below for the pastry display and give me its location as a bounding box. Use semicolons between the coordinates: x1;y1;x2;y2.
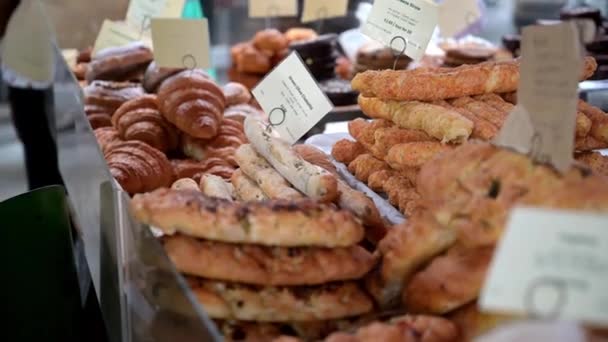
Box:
86;42;153;83
182;117;247;166
142;61;184;93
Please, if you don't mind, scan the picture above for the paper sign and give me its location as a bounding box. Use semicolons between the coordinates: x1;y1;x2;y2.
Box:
249;0;298;18
126;0;186;32
301;0;348;23
480;207;608;327
252;52;334;143
438;0;481;38
1;0;55;83
361;0;438;61
150;18;210;69
494;22;581;172
93;20;152;55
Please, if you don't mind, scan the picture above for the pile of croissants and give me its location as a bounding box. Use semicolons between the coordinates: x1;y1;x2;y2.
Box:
85;43;265;194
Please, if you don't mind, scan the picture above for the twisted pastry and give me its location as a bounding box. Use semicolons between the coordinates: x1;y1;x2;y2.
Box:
104;140;174;194
171;158;235;182
84;80;144;129
182;118;247;166
157;69;226;139
112;94;179;152
94;127;122;154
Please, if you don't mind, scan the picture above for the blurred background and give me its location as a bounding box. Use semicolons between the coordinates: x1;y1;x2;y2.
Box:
0;0;603;200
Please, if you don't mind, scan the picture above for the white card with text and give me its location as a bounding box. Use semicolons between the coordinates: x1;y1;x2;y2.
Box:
480;207;608;327
362;0;438;61
252;52;334;144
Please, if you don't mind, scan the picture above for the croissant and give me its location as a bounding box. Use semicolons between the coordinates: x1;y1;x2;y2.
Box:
104;140;174;194
171;158;235;183
157;69;226;139
94;127;122;154
112;94;179;152
84;80;145;129
181;118;247;166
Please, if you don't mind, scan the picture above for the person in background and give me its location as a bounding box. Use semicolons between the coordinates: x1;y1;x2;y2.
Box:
0;0;64;190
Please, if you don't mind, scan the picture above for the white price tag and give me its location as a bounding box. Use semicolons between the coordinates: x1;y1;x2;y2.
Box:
150;18;210;69
92;20;152;55
1;0;55;83
301;0;348;23
252;52;334;144
249;0;298;18
438;0;481;38
495;22;581;172
480;207;608;327
126;0;185;32
361;0;438;61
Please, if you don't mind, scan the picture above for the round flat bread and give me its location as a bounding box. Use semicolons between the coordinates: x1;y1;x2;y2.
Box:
163;234;377;286
188;278;374;322
131;189;364;247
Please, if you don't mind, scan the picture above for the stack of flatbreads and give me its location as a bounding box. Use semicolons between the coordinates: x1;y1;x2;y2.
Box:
333;57;608;219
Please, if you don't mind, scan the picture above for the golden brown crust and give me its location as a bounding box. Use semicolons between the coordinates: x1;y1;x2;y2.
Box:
293;145;338;175
105;140;174;194
163;234;377;286
371;212;457;308
367;169;397;192
352;57;596;101
131;188;365;247
189;278;373;321
404;246;494;314
332;139;367;164
94;127;122;154
575;151;608;177
370;127;433;159
449;97;507;128
434;100;497;141
158;70;226;139
182;118;247;167
386;142;454;171
171;158;235;183
348;154;390;183
324;315;459;342
358;96;473;143
112;94;179;152
578;99;608;143
253;29;289;52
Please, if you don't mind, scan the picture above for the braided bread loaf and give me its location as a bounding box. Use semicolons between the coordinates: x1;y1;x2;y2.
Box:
112;94;179;152
104;140;174;194
157;70;226;139
84;81;144;129
182;118;247;166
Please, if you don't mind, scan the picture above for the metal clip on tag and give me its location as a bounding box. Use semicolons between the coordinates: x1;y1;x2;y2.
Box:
316;6;328;33
265;106;286;133
266;4;279;29
140;15;151;40
390;36;407;70
182;54;197;73
524;276;568;319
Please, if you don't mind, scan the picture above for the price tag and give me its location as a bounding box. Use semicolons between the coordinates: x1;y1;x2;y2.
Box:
494;22;581;172
92;20;152;55
249;0;298;18
150;18;210;69
438;0;481;38
1;0;55;83
361;0;438;61
480;207;608;327
301;0;348;23
126;0;186;32
252;52;334;144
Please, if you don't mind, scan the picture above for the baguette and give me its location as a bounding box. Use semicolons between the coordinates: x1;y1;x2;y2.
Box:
386;142;454;170
352;57;597;101
131;188;364;247
245;117;339;203
231;169;268;201
358;96;473;143
235;144;303;200
434;100;497;140
292;145;338;175
200;174;234;201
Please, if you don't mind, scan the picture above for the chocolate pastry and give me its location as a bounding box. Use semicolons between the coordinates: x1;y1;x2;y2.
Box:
84;80;145;129
501;34;521;56
157;69;226;139
85;42;153;82
112;94;180;152
142;61;184;93
356;42;412;72
319;78;358;106
443;47;496;67
289;34;338;59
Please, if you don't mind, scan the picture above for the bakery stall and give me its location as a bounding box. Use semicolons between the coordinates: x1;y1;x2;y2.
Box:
3;0;608;341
